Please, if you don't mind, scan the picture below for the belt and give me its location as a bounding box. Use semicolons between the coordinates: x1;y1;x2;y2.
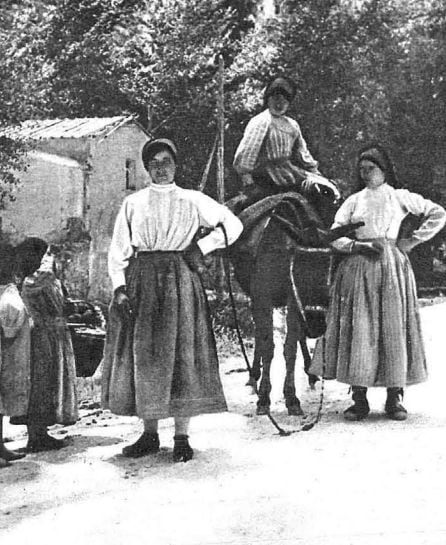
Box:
134;250;183;258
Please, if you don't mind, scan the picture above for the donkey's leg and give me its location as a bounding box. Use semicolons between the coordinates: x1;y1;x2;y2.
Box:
283;302;303;416
300;339;319;390
246;347;261;392
252;303;274;415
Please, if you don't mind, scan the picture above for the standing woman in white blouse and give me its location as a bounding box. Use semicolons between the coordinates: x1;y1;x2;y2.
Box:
310;144;446;421
102;139;243;462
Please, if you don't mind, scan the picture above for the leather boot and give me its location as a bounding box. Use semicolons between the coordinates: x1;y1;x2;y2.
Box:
385;388;407;420
344;386;370;421
122;432;160;458
26;425;67;453
173;435;194;463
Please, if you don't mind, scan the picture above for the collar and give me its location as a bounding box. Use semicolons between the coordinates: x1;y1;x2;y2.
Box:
149;182;177;192
364;182;390;194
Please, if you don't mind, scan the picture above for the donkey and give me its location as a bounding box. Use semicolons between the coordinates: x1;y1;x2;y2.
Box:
229;182;360;415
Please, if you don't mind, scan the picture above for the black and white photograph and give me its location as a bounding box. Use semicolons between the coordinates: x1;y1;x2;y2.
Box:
0;1;445;544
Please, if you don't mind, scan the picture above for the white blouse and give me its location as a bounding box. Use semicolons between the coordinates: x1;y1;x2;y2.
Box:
108;183;243;289
331;183;446;252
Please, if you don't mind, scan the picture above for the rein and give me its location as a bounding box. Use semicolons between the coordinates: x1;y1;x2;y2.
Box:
219;223;324;436
289;253;327;429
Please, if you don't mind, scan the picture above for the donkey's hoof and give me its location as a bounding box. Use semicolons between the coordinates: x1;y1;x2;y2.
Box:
287;404;304;416
246;378;258;395
308;375;320;390
256;405;270;416
247;386;257;396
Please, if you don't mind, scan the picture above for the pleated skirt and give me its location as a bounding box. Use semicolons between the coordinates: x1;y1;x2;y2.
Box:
310;239;427;387
101;252;227;420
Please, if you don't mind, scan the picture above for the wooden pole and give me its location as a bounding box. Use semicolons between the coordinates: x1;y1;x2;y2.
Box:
216;54;226;292
216;54;225;203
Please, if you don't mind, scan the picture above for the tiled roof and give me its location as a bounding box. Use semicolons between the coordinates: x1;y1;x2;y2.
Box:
2;115;146;140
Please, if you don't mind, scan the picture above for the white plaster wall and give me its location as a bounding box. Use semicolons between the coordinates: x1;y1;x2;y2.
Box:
1;151;84;242
87;125;149;300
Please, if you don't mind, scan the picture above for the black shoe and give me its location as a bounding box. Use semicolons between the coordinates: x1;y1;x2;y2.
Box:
173;435;194;463
122;432;160;458
385;388;408;421
9;415;28;426
27;433;67;453
0;447;26;461
344;387;370;421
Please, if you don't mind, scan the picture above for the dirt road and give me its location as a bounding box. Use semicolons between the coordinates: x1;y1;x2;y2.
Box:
1;302;446;545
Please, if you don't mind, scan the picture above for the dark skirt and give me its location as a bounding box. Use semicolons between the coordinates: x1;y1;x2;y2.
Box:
101;252;227;420
26;320;79;426
19;272;79;427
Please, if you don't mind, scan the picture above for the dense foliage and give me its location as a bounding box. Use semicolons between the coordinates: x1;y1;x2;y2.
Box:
0;0;445;201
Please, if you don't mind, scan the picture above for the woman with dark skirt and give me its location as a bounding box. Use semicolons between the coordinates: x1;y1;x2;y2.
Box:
102;138;243;462
14;238;78;451
310;144;446;421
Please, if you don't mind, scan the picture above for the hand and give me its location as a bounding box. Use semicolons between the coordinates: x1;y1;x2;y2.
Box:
183;241;207;275
63;299;76;318
241;173;254;187
301;178;317;193
2;336;15;349
398;238;419;254
112;286;133;320
352;241;384;257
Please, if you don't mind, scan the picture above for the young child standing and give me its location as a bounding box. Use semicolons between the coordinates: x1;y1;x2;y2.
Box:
15;238;78;452
0;243;31;467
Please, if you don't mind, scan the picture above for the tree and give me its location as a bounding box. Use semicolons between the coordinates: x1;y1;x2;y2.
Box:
0;1;30;208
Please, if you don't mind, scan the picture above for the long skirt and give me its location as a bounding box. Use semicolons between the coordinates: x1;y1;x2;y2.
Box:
0;324;31;417
101;252;227;420
27;320;79;426
310;239;427;388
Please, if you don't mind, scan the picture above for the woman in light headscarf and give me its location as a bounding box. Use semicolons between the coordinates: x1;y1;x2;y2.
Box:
310;144;446;421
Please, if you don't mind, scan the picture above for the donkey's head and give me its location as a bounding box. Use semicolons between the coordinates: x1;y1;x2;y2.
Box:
303;173;341;228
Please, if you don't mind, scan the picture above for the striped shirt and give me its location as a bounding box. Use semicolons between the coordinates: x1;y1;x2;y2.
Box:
233;109;318;175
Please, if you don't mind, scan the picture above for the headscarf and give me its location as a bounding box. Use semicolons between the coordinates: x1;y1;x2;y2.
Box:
0;243;14;284
15;237;48;278
141;138;178;171
357;144;401;189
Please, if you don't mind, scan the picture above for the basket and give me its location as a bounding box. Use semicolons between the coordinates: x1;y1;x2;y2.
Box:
69;325;105;377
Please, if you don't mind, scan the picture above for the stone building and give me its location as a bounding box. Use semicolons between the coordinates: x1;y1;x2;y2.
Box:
1;116;150;300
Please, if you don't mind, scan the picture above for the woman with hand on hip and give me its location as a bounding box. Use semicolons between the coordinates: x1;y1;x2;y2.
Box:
102;138;243;462
310;144;446;421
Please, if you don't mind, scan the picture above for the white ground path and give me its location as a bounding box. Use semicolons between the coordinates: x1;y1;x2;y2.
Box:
1;302;446;545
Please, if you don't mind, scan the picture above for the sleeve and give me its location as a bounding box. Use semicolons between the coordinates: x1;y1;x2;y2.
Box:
397;189;446;243
293;122;319;172
0;292;28;339
108;199;135;291
194;194;244;255
330;196;357;253
233;114;270;175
